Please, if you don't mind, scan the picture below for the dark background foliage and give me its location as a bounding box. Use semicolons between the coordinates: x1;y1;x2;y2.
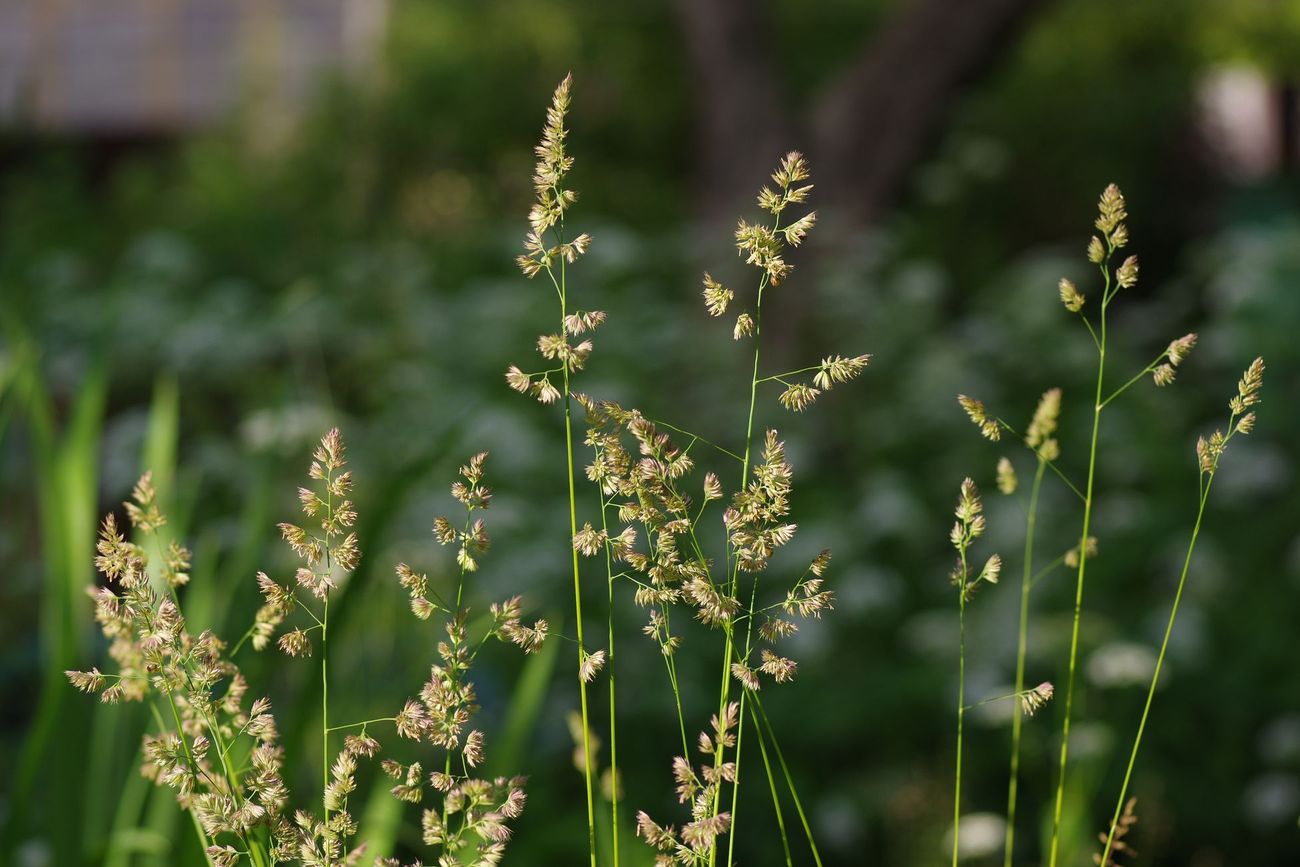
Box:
1;1;1298;864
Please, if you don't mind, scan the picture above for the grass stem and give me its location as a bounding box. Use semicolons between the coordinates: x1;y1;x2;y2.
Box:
1004;457;1046;867
1047;249;1112;866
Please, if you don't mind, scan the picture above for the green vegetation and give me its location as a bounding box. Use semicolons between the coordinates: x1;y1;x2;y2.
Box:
2;1;1298;864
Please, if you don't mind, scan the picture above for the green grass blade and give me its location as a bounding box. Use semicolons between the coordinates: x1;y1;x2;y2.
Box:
4;356;107;862
748;701;792;866
751;693;823;867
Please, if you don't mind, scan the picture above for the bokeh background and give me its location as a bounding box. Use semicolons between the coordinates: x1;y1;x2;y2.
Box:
1;1;1298;864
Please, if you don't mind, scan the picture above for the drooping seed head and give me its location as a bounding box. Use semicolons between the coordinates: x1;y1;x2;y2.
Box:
1059;278;1086;313
996;457;1018;495
1166;332;1197;367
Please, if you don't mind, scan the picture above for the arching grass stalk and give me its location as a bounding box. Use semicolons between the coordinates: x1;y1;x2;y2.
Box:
708;197;778;867
1045;185;1199;864
1046;186;1124;867
696;152;865;865
959;387;1073;867
751;692;823;867
600;476;621;865
1099;359;1264;865
575;150;865;865
507;73;601;866
1004;455;1045;867
947;479;1001;867
749;702;792;867
961;387;1062;867
563;293;598;867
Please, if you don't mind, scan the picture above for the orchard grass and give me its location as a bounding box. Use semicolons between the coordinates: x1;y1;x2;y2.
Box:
65;81;1265;867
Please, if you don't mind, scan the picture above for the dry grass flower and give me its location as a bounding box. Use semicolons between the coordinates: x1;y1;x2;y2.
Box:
506;73;605;864
948;476;1002;867
958;395;1002;441
1019;682;1055;717
70;475;292;862
70;430;547;866
1096;799;1139;866
955;383;1065;867
1099;357;1263;865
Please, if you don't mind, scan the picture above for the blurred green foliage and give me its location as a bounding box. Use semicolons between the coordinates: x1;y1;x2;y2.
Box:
1;0;1298;864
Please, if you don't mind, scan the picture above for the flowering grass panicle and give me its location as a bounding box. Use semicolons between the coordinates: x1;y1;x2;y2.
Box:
70;475;290;863
1096;799;1139;866
1045;184;1147;866
70;429;548;866
248;428;369;861
251;428;358;658
635;704;740;866
685;150;869;866
1019;682;1055;717
1098;357;1263;865
952;184;1263;867
504;72;605;865
948;477;1001;867
955;383;1065;867
378;452;538;863
62;70;1272;865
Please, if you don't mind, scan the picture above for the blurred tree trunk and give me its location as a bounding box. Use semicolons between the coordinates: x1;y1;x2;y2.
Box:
678;0;1045;224
676;0;794;223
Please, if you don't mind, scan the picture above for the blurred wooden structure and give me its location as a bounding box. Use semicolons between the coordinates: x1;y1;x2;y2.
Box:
0;0;387;134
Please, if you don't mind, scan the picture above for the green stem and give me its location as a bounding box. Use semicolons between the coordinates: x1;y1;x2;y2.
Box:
751;693;824;867
321;596;329;829
952;547;968;867
726;572;763;865
1099;348;1168;409
755;363;822;384
230;625;257;657
994;419;1085;502
710;206;778;865
1004;457;1046;867
1048;262;1111;867
322;466;334;834
649;418;744;463
748;702;792;867
1100;459;1221;863
601;486;621;867
659;606;692;758
557;246;598;867
326;717;395;733
1028;553;1068;591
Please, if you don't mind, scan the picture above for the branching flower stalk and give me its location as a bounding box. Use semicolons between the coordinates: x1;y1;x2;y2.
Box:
70;476;293;865
962;388;1062;867
947;479;1001;867
710;168;791;865
387;450;546;864
1004;451;1045;867
262;428;362;859
1097;798;1139;866
601;451;622;865
71;429;545;865
1099;359;1264;865
573;157;861;867
507;73;602;866
698;152;867;865
1046;185;1197;865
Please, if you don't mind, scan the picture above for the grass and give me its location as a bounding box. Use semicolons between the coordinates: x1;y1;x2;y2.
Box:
3;82;1271;867
954;188;1265;867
